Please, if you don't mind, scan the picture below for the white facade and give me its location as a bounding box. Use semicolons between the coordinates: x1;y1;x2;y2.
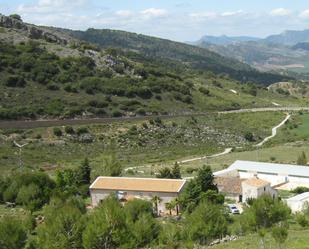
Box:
242;181;277;201
215;160;309;190
89;177;186;215
286;192;309;213
90;189;178;214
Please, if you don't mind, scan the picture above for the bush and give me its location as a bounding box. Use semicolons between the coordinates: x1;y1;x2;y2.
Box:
4;75;26;87
76;127;88;135
46;83;60;91
292;186;309;194
199;87;210;95
64;126;75;134
244;132;254;142
112;110;122;117
53;127;62;137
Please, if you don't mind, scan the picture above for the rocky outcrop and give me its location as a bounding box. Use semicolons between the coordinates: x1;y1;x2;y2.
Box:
0;14;27;30
0;14;67;45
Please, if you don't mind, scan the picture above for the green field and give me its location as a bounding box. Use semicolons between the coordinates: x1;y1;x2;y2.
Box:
212;229;309;249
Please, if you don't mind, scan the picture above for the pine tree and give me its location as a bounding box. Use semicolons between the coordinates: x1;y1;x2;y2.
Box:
77;158;91;185
171;162;181;179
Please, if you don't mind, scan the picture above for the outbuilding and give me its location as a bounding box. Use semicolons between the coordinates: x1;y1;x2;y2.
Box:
286;192;309;213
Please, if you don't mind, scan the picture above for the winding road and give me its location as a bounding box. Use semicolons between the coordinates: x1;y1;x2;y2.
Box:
255;113;291;147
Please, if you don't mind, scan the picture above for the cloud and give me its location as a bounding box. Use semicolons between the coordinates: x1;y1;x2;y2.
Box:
270;8;291;17
17;0;88;14
140;8;168;18
189;12;217;19
299;9;309;19
221;10;244;17
116;10;133;18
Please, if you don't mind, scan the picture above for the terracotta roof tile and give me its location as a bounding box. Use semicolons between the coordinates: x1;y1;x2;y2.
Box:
214;177;242;195
90;177;186;193
242;178;270;187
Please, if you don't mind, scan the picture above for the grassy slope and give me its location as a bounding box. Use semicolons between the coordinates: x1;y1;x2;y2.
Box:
212;229;309;249
0;112;285;176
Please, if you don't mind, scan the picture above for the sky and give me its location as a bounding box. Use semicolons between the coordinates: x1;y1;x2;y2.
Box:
1;0;309;42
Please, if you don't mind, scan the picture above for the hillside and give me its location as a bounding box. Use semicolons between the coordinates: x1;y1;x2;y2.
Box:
293;42;309;51
0;14;304;120
61;28;292;85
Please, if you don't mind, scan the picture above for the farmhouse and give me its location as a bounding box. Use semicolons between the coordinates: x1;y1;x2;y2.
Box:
90;177;186;215
214;160;309;190
286;192;309;213
215;176;277;203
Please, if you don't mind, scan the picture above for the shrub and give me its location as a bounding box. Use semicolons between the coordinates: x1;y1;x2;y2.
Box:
244;132;254;142
53;127;62;137
4;75;26;87
9;14;22;21
46;83;60;91
64;126;75;134
76;127;88;135
112;110;122;117
199;87;210;95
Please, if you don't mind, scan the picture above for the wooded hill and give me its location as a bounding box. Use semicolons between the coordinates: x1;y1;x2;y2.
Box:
0;14;301;120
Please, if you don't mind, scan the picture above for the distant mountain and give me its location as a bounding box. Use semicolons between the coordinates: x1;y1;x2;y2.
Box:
192;35;261;46
264;29;309;46
292;42;309;51
192;29;309;77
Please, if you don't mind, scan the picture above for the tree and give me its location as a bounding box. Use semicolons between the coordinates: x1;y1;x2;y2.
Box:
129;213;160;248
196;165;217;192
125;199;153;222
184;201;228;245
242;195;291;231
157;167;173;179
76;158;91;185
101;153;122;176
151;195;162;216
0;216;27;249
83;196;127;249
36;200;85;249
272;225;288;249
172;162;181;179
297;151;307;166
165;202;174;215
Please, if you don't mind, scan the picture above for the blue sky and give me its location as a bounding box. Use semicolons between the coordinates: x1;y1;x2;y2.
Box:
1;0;309;41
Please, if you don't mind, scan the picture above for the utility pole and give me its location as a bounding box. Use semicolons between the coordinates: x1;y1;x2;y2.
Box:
13;141;29;168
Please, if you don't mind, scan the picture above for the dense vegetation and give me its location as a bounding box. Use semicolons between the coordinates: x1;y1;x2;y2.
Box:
1;164;306;249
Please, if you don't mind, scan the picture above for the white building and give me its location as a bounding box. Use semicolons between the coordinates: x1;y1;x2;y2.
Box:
241;178;277;201
215;160;309;190
286;192;309;213
215;176;277;203
90;177;186;215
